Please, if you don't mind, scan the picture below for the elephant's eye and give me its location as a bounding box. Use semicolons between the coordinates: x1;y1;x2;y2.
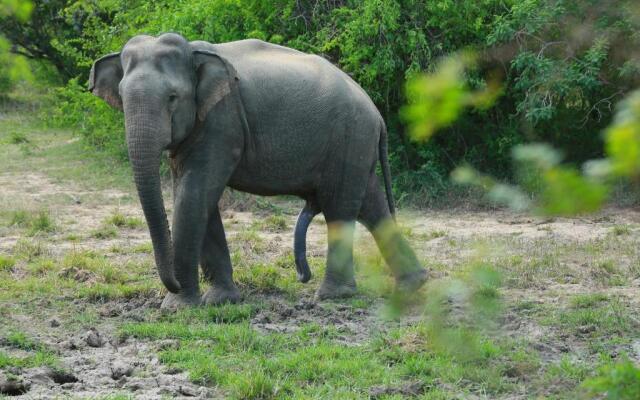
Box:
169;94;178;103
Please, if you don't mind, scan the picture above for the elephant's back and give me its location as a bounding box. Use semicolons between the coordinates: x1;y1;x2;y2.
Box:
196;39;382;195
202;39;380;120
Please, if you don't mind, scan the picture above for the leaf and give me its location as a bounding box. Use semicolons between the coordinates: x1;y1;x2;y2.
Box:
605;91;640;178
538;168;608;216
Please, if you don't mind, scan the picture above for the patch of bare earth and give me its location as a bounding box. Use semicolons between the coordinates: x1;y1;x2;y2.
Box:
1;161;639;397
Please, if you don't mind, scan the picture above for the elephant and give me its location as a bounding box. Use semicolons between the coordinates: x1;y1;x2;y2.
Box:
89;32;428;309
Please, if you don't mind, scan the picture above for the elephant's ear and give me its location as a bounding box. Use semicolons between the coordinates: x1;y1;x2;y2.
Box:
192;50;237;121
89;52;123;111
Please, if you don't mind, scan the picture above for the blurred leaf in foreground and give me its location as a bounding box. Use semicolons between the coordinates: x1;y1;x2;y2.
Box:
0;0;32;20
0;0;33;90
582;358;640;400
451;165;531;212
605;90;640;179
512;143;609;216
538;168;609;216
453;141;610;216
401;52;502;142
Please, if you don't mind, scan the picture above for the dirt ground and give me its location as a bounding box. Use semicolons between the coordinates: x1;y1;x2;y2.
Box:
0;119;639;399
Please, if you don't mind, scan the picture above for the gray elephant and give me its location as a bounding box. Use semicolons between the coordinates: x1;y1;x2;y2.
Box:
89;33;428;309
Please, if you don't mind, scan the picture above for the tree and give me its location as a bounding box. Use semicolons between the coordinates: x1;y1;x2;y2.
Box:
0;0;115;81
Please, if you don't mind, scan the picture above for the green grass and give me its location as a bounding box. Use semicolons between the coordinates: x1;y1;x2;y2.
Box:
91;211;144;239
0;255;16;272
612;225;631;236
91;224;119;239
157;304;258;324
62;251;123;282
1;105;640;399
6;130;30;144
542;295;638;338
94;395;136;400
131;243;153;253
4;209;56;236
232;230;268;255
0;113;134;192
251;214;288;232
28;210;56;235
5;331;44;351
76;282;158;301
120;318;524;399
7;210;29;226
570;293;609;309
0;331;58;369
0;349;58;369
104;211;144;229
0;245;161;302
234;261;297;294
13;238;48;261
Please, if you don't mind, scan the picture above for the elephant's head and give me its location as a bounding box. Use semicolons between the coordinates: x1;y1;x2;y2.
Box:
89;33;236;293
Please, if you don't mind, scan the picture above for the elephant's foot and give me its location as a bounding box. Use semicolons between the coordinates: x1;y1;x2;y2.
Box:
315;278;357;301
201;284;241;306
395;268;429;294
161;291;201;310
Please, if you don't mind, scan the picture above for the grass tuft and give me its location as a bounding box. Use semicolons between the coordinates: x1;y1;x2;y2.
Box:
7;131;30;144
91;224;119;239
28;210;56;235
612;225;631;236
105;211;144;229
13;238;48;261
0;255;16;272
6;209;55;235
251;214;288;232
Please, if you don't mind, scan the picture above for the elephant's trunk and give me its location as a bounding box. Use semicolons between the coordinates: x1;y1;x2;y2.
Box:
125;103;181;293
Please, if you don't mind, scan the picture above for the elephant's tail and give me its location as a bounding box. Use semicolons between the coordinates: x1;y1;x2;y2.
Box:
293;199;319;283
379;122;396;220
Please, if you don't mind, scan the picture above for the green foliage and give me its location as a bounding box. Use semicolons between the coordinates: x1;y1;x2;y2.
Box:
0;0;32;92
10;0;633;203
453;143;610;216
583;359;640;400
0;0;33;20
48;78;127;160
450;84;640;216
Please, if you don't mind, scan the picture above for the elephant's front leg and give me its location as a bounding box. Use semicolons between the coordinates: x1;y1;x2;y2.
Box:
160;172;209;309
200;208;241;305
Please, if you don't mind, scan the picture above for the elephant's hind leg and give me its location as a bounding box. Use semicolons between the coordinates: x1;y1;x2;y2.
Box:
357;173;428;293
200;208;241;305
315;177;368;300
315;218;358;300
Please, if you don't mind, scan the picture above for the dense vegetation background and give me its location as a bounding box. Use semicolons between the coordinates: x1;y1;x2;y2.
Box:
1;0;639;205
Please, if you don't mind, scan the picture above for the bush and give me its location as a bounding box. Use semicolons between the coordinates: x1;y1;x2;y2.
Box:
48;78;127;160
24;0;640;205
